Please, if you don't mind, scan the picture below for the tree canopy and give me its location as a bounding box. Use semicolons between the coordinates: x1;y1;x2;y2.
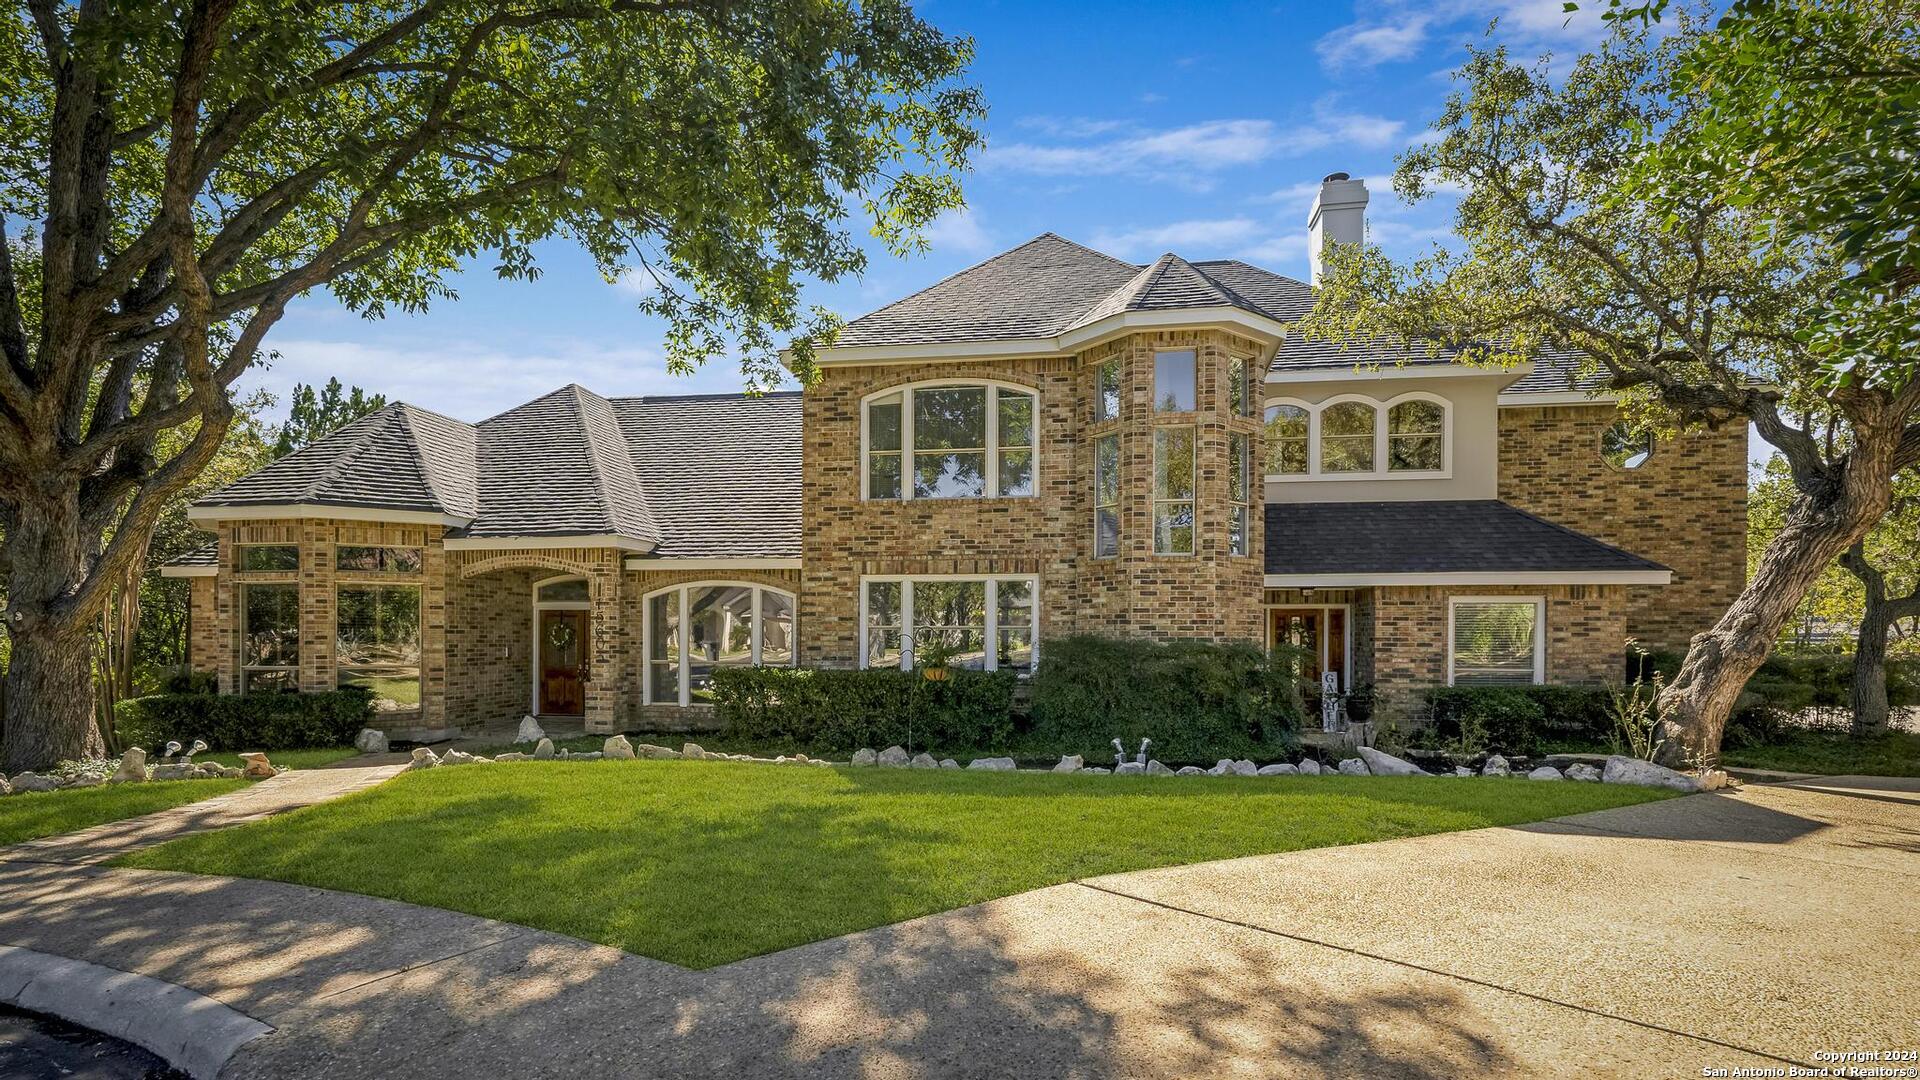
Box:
274;378;387;456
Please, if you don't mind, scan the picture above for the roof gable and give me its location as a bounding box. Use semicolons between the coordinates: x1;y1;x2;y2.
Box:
462;384;659;544
195;403;473;517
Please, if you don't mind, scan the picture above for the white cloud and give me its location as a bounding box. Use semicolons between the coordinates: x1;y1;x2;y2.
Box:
1317;16;1431;70
986;109;1403;182
1319;0;1615;78
1091;218;1263;259
920;207;995;257
613;268;665;297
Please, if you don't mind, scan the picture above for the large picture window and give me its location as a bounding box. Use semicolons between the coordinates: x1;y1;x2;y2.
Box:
337;585;421;711
242;584;299;693
861;576;1040;672
645;583;796;706
1449;598;1544;686
864;382;1038;500
1094;433;1120;558
1153;427;1195;555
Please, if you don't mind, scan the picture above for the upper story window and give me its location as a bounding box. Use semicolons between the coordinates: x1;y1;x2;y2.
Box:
1600;420;1653;470
1153;350;1196;412
1094;433;1120;558
237;544;298;572
864;382;1038;500
1228;432;1251;556
1094;359;1121;422
1264;395;1451;480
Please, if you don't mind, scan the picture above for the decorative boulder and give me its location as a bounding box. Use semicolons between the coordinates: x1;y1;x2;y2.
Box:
514;716;546;744
220;766;243;778
1146;759;1175;776
1699;769;1730;791
1081;766;1111;774
1481;754;1512;778
1205;760;1232;776
1176;765;1206;776
1454;766;1474;777
939;758;960;769
967;757;1017;771
494;752;528;762
1602;755;1704;792
1526;766;1564;781
1336;758;1369;776
0;776;11;796
112;747;148;784
910;752;938;769
533;738;557;760
877;745;910;768
1297;758;1322;776
574;752;602;761
1052;754;1084;773
239;752;277;779
635;744;680;760
150;762;195;781
603;735;636;760
850;748;878;767
441;750;484;766
354;729;390;754
9;772;57;793
1256;763;1299;776
1230;759;1259;777
1356;746;1429;777
680;742;705;760
65;775;106;789
405;747;440;771
1564;762;1602;782
1114;762;1146;775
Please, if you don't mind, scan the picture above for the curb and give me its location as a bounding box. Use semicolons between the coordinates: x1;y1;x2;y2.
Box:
0;944;273;1078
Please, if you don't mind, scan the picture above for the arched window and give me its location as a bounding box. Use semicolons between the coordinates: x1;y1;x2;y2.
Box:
644;582;797;706
1319;401;1376;473
1387;399;1445;472
864;382;1037;500
1265;404;1309;475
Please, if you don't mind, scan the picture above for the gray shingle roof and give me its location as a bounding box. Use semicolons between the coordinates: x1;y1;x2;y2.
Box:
614;393;802;560
195;403;477;516
457;385;658;543
1264;500;1666;577
162;543;217;568
1271;333;1609;397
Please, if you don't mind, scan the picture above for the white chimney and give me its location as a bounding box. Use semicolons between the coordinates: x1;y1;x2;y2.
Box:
1307;172;1369;285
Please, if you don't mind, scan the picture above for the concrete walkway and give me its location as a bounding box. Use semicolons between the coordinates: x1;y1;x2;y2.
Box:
0;775;1913;1077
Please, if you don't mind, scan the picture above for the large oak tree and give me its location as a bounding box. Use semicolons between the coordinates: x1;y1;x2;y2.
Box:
0;0;981;771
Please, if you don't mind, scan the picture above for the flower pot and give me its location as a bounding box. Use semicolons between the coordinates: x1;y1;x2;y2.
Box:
921;666;950;682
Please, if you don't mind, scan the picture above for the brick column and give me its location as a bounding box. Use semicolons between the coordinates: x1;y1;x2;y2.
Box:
583;552;623;734
298;518;336;692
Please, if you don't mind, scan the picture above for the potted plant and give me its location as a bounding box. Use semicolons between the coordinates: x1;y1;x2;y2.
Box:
915;639;963;682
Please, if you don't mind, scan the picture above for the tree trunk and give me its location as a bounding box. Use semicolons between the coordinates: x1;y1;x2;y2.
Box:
2;493;105;774
1840;542;1920;739
1655;468;1895;767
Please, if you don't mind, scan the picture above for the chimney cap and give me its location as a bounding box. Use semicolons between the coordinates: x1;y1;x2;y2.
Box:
1322;171;1351;183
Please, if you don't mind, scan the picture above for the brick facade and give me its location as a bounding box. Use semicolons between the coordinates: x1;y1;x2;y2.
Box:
1499;404;1747;653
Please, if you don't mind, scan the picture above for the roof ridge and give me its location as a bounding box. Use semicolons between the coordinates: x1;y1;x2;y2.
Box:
391;407;456;515
395;400;477;428
299;405;402;502
607;390;804;404
1033;231;1139;271
843;233;1136;334
1182;257;1260;311
568;383;656;544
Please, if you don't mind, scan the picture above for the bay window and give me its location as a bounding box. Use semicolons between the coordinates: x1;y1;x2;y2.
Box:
337;584;421;710
861;576;1041;672
645;583;797;705
337;545;423;573
241;584;299;693
1229;432;1251;556
1094;433;1120;558
1153;427;1195;555
1094;359;1121;422
863;382;1039;500
238;545;298;572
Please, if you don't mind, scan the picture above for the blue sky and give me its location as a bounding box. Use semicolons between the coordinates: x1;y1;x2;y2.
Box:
244;0;1631;425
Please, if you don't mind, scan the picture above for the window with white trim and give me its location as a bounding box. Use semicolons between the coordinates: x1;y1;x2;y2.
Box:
1449;598;1544;686
1319;401;1375;473
1094;433;1120;558
1265;404;1309;475
241;584;299;693
860;576;1040;672
1153;427;1195;554
1228;432;1251;556
1264;395;1450;479
644;583;797;705
863;383;1038;500
1387;399;1444;471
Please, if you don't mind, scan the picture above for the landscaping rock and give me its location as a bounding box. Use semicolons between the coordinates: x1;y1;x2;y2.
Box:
534;738;557;760
1526;766;1565;781
634;744;679;760
1176;766;1206;776
405;747;440;771
910;752;938;769
0;776;10;796
877;745;910;768
111;747;148;784
1337;758;1369;776
149;763;196;781
1082;767;1110;774
576;752;602;761
1699;769;1730;791
1146;759;1175;776
1206;759;1233;776
9;772;56;793
603;735;636;760
1052;754;1084;773
680;742;705;760
239;752;276;779
939;758;960;769
1257;763;1298;776
220;766;243;778
850;748;878;766
967;757;1016;771
1114;762;1146;775
1454;766;1474;777
514;716;546;744
1297;758;1322;776
1356;746;1429;777
494;752;528;761
1231;759;1259;777
1481;755;1512;778
65;775;105;788
441;750;485;766
1602;756;1703;793
354;728;389;754
1564;762;1602;782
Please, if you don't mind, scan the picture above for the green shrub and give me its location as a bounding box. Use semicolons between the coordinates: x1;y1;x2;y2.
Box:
115;686;375;751
1424;685;1612;755
710;666;1017;753
1027;635;1302;762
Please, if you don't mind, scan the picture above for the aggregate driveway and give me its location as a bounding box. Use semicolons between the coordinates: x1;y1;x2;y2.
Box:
0;775;1912;1078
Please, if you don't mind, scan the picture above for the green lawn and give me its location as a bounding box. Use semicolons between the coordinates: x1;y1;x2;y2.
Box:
1718;729;1920;776
0;780;249;847
120;762;1670;968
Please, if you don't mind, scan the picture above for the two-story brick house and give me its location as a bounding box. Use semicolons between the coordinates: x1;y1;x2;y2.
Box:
166;175;1746;738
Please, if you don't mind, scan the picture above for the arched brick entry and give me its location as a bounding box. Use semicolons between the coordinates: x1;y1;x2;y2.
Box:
447;548;626;733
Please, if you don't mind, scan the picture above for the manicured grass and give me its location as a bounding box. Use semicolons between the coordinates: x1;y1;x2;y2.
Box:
121;762;1670;968
1718;729;1920;776
197;746;363;771
0;780;249;847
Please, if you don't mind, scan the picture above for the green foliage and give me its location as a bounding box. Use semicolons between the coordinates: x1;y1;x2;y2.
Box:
115;686;375;752
1027;636;1303;762
1606;674;1664;760
1729;652;1920;747
274;378;387;456
1425;685;1615;755
710;667;1016;754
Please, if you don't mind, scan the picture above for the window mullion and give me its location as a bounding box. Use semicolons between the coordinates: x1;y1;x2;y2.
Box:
1307;407;1321;476
984;578;999;672
750;588;762;667
986;386;999;498
901;579;915;671
678;587;690;707
901;390;916;501
1375;405;1388;476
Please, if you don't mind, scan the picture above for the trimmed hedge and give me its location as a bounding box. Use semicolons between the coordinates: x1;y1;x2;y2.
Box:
1424;685;1611;755
115;686;375;751
710;666;1017;753
1028;635;1302;762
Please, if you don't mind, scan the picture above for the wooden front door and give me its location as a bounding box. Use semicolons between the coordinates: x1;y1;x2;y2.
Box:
1269;607;1347;691
538;609;588;716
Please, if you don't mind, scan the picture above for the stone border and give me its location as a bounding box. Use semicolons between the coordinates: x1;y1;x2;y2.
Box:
0;944;274;1079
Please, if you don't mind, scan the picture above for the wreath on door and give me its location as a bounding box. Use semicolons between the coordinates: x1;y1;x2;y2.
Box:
547;621;576;651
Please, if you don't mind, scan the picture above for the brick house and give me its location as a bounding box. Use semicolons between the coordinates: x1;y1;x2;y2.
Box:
166;175;1746;738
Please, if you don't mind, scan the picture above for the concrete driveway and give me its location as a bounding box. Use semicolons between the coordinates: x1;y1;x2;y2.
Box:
0;774;1912;1078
